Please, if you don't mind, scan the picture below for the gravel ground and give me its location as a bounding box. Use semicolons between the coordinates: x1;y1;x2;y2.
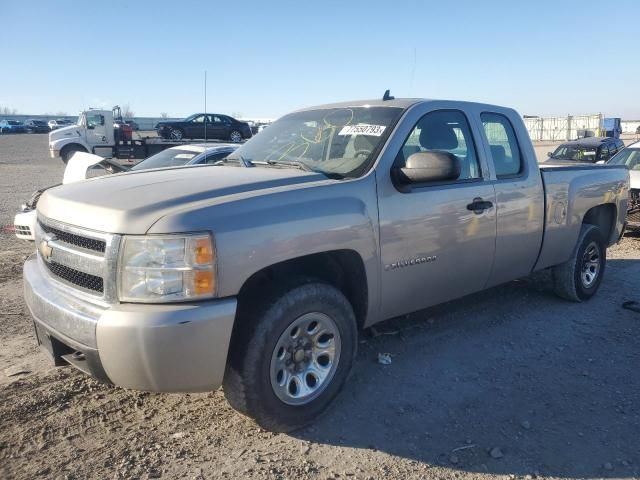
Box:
1;134;639;480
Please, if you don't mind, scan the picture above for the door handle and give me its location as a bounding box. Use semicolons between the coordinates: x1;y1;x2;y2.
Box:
466;197;493;213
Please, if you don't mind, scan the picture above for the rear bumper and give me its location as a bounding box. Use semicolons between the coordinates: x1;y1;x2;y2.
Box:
23;255;237;392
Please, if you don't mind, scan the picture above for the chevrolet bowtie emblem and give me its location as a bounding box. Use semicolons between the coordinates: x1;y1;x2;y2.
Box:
38;234;55;261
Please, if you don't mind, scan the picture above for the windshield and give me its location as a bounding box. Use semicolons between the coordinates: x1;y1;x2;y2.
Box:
32;120;46;125
131;148;202;171
608;148;640;170
8;121;22;125
233;106;404;178
550;145;597;161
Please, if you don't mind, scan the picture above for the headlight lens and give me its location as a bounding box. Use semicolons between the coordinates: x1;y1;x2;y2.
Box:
118;234;215;302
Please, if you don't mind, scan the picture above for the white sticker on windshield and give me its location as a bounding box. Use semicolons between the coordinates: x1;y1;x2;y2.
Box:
338;124;386;136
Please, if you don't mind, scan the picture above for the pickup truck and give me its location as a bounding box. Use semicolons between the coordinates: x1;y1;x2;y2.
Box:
23;97;629;432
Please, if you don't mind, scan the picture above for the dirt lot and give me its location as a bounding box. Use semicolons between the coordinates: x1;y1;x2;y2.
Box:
1;134;639;480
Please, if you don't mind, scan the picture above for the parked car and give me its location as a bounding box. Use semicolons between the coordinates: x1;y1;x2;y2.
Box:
0;119;27;133
607;141;640;229
547;137;625;163
155;113;252;142
48;119;75;130
23;97;628;432
24;119;51;134
130;143;238;171
14;153;129;241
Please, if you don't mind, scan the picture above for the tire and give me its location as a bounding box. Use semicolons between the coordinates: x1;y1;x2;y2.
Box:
229;130;243;143
60;144;87;165
223;280;357;432
552;224;606;302
169;128;184;140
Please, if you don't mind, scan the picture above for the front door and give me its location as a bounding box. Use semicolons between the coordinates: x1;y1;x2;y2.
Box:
377;108;497;319
85;112;110;149
185;115;206;139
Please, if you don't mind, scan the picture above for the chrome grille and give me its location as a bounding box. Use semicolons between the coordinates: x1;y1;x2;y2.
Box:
36;216;120;302
39;221;106;253
43;261;104;293
14;225;31;236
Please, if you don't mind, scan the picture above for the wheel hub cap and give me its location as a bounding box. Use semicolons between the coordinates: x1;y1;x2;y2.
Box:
270;312;342;406
581;241;601;288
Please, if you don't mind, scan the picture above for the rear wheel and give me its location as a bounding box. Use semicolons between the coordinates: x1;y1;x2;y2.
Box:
60;144;87;165
223;281;357;432
553;224;606;301
169;128;184;140
229;130;243;143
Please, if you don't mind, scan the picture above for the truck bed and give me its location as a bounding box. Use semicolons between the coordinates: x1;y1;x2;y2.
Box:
535;163;628;270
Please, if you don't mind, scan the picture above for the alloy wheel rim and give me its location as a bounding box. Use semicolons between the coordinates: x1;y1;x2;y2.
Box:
581;241;601;288
269;312;341;406
170;129;182;140
230;131;242;142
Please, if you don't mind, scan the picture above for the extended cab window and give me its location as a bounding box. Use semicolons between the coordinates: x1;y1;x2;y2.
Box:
396;110;480;180
481;113;522;178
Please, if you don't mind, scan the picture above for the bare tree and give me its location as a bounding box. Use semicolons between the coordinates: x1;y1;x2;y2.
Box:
1;106;17;115
231;111;243;120
122;104;135;118
160;112;168;119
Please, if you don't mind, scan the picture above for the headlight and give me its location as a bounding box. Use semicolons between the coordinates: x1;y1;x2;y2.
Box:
118;234;216;303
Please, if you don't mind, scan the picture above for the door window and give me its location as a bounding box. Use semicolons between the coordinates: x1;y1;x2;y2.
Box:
396;110;481;180
481;113;522;177
86;113;104;128
598;145;610;160
190;115;205;123
204;151;231;164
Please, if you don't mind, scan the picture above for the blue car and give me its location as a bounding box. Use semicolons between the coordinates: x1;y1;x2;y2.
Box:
0;119;27;133
129;143;239;171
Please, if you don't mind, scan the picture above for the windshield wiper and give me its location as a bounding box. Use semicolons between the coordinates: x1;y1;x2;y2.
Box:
263;159;316;173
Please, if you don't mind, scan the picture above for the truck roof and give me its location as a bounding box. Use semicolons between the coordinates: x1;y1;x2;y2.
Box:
293;97;516;113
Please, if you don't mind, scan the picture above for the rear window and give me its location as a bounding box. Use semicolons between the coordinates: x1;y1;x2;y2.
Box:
481;113;523;177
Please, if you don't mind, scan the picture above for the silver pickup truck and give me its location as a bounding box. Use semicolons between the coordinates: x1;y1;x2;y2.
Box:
24;98;628;431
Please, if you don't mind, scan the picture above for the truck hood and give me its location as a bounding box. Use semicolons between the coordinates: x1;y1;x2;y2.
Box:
37;166;329;234
49;124;82;143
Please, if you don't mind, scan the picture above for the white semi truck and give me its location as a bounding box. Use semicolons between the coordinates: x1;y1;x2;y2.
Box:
48;106;193;163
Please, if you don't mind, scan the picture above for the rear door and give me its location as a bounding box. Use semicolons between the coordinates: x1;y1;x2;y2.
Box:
478;111;544;287
208;115;228;140
377;106;497;319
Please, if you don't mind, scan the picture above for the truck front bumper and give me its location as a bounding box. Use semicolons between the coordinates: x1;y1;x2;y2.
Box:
23;255;237;392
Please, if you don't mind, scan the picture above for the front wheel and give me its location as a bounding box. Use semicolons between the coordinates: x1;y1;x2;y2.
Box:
169;128;184;140
223;281;357;432
553;224;606;301
229;130;243;142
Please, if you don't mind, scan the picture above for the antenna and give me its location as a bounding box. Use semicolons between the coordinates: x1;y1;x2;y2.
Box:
204;70;207;143
382;89;394;101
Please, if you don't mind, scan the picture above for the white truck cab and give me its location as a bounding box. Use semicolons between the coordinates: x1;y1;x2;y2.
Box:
49;108;121;163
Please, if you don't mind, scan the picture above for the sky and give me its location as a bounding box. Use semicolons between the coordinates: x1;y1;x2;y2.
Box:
2;0;640;120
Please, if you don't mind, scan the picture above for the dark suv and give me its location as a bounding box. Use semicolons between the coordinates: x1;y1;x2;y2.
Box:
547;137;625;163
155;114;252;142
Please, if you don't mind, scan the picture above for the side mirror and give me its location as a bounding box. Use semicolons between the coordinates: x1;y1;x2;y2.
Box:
547;152;553;157
394;151;461;185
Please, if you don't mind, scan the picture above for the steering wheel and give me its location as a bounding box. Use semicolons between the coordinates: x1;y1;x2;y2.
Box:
354;149;372;158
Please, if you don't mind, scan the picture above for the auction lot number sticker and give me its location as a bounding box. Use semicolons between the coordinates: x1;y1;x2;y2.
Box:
338;124;386;136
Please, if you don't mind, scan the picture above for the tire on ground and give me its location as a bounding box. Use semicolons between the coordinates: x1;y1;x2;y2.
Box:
552;224;606;302
223;280;357;432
